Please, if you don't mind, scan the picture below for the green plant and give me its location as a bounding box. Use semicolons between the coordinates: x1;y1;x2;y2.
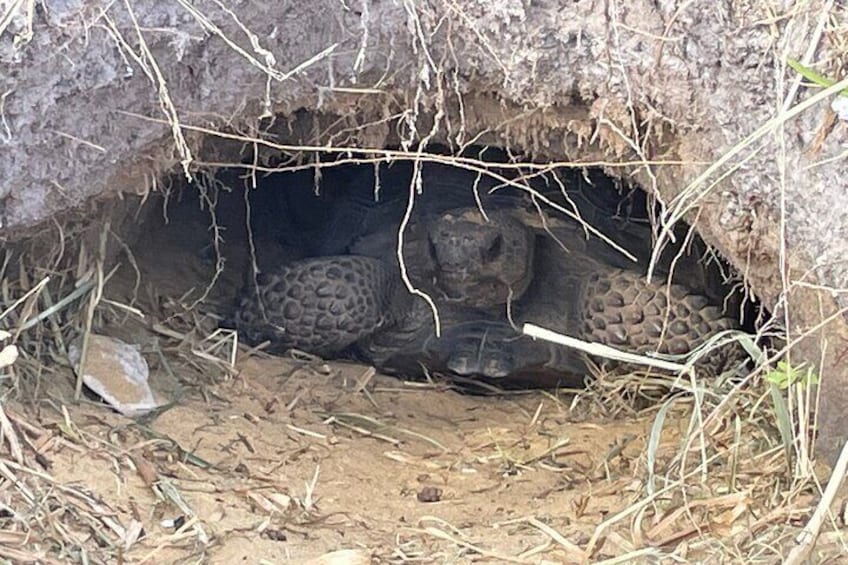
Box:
787;58;848;97
765;360;820;390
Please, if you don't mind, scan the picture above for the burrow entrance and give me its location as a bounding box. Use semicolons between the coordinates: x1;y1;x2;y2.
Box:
104;143;761;397
2;139;792;564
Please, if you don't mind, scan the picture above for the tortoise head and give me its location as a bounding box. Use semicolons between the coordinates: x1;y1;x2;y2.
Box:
425;321;556;380
426;208;534;309
423;321;525;378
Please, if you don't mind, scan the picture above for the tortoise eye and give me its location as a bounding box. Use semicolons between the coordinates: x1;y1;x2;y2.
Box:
482;234;503;263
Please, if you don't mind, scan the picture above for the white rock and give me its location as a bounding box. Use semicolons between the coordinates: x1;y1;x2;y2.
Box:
68;334;164;417
0;344;18;368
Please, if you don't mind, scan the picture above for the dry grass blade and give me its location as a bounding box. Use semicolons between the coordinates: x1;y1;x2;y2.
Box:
645;395;679;495
0;401;22;463
784;440;848;564
522;323;690;374
414;521;530;563
321;413;402;446
0;0;30;42
498;516;584;558
18;279;95;332
0;276;49;323
156;478;210;544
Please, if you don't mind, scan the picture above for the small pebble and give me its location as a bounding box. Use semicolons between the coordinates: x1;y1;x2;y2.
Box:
263;528;287;541
417;486;443;503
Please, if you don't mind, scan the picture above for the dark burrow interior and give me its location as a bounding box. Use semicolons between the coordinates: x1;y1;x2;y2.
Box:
113;144;760;394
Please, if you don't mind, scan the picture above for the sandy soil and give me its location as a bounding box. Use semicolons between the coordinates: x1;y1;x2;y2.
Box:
19;351;688;564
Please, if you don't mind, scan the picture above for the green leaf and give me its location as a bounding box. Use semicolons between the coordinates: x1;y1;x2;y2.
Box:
765;360;819;390
787;58;848;97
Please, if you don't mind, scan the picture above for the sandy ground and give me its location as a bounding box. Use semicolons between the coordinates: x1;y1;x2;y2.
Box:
16;351;692;564
11;343;845;563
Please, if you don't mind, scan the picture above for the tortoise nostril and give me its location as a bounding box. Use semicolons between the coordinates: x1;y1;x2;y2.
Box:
482;234;503;263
